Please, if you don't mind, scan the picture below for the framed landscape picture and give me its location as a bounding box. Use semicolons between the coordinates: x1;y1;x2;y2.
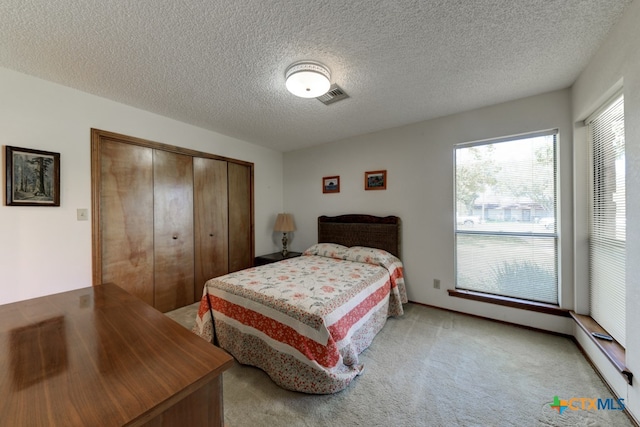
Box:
364;170;386;190
5;146;60;206
322;175;340;193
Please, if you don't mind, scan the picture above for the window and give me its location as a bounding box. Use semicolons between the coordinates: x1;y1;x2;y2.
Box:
588;93;625;347
455;130;558;304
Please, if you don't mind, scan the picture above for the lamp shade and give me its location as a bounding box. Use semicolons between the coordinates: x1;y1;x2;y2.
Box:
274;213;296;232
285;61;331;98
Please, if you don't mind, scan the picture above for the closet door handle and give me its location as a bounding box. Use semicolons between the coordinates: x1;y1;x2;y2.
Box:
172;235;178;240
209;233;214;237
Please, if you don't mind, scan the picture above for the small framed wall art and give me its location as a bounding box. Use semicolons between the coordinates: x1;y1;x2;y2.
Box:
5;146;60;206
364;170;386;190
322;176;340;193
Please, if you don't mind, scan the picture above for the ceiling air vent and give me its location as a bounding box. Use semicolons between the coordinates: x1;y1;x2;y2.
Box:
317;84;349;105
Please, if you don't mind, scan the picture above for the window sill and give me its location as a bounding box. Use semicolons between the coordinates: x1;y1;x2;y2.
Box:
570;312;632;386
448;289;570;317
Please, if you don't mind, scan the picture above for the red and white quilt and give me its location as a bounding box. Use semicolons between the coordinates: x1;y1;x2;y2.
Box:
192;243;407;394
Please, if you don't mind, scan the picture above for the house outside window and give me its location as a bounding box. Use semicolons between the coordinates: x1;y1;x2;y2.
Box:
455;130;558;304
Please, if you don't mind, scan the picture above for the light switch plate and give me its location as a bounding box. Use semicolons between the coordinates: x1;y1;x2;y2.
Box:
77;208;89;221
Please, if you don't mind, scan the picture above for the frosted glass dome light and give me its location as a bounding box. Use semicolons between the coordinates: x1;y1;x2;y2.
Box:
285;61;331;98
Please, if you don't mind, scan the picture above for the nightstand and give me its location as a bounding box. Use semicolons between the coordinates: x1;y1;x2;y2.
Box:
254;251;303;266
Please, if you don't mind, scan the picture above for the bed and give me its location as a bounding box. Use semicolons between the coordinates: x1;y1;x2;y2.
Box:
192;214;407;394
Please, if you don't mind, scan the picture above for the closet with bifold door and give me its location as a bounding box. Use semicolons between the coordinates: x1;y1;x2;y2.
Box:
91;129;254;313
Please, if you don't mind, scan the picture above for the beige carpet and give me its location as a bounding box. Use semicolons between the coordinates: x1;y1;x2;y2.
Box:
166;303;634;427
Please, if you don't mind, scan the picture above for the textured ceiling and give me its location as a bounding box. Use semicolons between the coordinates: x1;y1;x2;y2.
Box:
0;1;632;152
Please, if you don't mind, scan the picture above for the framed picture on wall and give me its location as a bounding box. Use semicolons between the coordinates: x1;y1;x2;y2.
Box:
364;170;386;190
322;176;340;193
5;146;60;206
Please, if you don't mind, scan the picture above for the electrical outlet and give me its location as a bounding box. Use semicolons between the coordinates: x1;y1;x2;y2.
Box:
433;279;441;289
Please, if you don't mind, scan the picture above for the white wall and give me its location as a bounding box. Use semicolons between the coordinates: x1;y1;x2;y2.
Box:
0;67;284;305
572;0;640;422
284;88;574;335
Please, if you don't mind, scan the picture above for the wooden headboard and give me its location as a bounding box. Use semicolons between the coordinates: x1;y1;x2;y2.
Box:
317;214;401;258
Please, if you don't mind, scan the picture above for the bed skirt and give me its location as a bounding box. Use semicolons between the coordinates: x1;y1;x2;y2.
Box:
194;296;395;394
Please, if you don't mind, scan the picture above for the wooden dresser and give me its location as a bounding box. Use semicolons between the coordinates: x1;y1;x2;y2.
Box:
0;283;233;426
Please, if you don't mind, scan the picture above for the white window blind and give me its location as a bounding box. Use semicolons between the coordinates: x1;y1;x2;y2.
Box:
455;131;558;304
588;93;625;347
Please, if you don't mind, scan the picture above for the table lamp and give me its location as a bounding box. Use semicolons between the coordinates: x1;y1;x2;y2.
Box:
274;213;296;256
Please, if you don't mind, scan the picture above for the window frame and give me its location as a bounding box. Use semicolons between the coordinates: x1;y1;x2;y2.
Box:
586;91;626;347
453;129;560;305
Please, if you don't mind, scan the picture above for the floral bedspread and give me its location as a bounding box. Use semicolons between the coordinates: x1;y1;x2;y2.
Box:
192;244;406;394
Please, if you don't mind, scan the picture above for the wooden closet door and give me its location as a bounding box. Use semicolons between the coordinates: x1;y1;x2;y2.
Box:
193;157;229;300
227;162;253;272
100;141;154;305
154;150;195;312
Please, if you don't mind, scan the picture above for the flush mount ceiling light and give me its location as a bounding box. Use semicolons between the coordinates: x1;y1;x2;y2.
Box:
285;61;331;98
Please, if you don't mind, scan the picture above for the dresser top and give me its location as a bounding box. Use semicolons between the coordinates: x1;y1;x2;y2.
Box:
0;283;233;426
